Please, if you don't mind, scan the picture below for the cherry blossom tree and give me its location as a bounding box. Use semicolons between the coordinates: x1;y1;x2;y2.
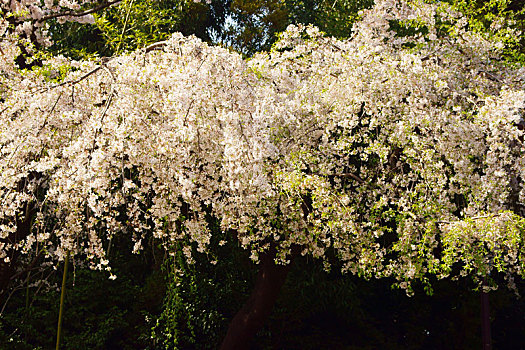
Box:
1;0;524;348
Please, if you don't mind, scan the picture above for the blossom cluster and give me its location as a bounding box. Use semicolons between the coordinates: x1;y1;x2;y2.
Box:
2;0;102;49
1;0;524;288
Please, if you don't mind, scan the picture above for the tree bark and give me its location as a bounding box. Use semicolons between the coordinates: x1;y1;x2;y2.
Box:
481;277;492;350
220;250;294;350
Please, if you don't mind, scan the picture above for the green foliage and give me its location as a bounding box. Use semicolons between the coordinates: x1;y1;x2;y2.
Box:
96;0;213;54
48;0;231;59
285;0;374;38
442;0;525;64
1;244;523;349
151;229;255;349
226;0;374;55
47;20;111;60
224;0;289;55
0;237;165;350
28;60;75;83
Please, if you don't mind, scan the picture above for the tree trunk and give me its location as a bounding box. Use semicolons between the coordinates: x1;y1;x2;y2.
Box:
481;277;492;350
220;250;293;350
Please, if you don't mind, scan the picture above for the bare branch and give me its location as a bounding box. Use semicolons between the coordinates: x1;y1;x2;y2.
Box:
38;0;122;22
144;41;168;53
39;63;106;92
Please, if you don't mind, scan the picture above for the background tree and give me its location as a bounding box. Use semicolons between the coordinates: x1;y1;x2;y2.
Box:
48;0;231;59
222;0;375;55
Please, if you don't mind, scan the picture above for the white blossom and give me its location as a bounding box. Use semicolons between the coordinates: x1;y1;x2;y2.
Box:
0;0;524;289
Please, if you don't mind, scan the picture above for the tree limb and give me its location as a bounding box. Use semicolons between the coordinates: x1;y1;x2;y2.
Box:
38;0;123;22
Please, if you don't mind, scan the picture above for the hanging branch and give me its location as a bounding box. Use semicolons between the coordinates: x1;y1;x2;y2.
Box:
55;252;70;350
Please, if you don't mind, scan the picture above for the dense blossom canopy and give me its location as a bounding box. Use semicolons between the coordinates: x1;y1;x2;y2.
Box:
1;0;524;290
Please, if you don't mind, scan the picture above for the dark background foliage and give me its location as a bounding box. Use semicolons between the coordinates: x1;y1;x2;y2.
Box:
1;239;524;349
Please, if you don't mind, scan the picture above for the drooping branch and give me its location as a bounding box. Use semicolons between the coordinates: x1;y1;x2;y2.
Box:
41;65;104;92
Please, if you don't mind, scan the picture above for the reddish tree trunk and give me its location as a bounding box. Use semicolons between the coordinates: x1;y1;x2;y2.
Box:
220;250;293;350
481;277;492;350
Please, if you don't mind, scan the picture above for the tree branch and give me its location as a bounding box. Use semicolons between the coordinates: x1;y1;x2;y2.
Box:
319;172;365;183
38;0;122;22
39;61;111;92
437;213;505;224
144;41;168;53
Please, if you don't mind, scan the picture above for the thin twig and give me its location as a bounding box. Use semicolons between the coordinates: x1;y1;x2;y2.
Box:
8;251;45;282
437;213;505;224
36;91;63;136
